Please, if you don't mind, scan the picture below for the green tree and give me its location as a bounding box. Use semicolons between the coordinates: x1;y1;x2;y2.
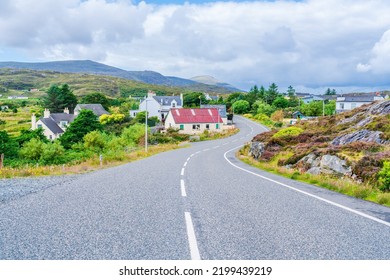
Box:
80;92;110;110
232;100;250;114
324;100;336;115
253;101;275;116
264;83;279;105
272;96;289;109
0;130;19;158
44;84;78;113
121;123;146;146
183;92;206;107
83;131;107;153
60;110;103;149
15;128;48;147
300;101;323;116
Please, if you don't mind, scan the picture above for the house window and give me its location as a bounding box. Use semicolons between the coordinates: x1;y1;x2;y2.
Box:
172;102;176;108
339;103;344;109
206;124;210;130
60;121;68;128
351;102;356;109
192;124;200;130
37;124;42;128
180;124;184;130
216;124;219;129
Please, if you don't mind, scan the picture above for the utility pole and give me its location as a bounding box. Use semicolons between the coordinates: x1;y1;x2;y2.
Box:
145;99;148;153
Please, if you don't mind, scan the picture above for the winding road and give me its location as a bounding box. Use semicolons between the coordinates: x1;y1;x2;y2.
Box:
0;116;390;259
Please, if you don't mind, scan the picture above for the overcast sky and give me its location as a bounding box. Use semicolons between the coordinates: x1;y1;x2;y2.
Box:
1;0;389;93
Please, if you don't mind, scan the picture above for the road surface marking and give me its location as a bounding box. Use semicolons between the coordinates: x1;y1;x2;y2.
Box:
187;157;191;161
195;151;201;154
180;180;187;197
224;145;390;228
184;161;188;167
181;168;185;176
222;143;229;146
203;148;210;152
185;212;201;260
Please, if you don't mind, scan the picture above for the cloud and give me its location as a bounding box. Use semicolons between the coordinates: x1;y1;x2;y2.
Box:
1;0;390;90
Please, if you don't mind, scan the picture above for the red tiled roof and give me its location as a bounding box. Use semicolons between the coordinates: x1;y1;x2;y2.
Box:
170;108;223;123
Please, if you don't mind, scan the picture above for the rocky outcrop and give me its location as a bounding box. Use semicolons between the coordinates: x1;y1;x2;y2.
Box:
295;153;352;177
368;100;390;115
331;129;387;145
249;141;265;159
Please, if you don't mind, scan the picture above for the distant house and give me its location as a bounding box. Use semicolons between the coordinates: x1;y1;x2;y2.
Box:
130;90;183;122
74;104;109;117
336;95;385;113
164;108;223;134
201;104;228;124
292;111;305;119
31;104;109;140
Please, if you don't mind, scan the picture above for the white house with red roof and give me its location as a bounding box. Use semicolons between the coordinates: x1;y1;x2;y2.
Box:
164;108;223;134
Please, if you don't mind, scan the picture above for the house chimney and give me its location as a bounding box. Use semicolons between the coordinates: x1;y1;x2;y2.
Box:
64;107;69;114
44;108;50;118
31;113;36;130
180;93;183;105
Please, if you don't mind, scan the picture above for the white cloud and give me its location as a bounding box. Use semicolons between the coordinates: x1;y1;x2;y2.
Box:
1;0;390;90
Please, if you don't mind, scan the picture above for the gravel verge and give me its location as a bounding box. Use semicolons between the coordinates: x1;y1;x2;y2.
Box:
0;175;80;204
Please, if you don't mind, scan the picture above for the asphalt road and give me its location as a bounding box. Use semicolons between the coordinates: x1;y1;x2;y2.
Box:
0;116;390;259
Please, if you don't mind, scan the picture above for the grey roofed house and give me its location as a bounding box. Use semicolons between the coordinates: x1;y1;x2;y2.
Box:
152;96;183;106
40;114;76;135
74;104;109;116
200;104;227;118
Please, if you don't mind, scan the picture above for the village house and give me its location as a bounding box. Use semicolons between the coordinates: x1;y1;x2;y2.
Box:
200;104;228;124
130;90;183;122
336;94;386;113
31;104;109;140
164;108;223;134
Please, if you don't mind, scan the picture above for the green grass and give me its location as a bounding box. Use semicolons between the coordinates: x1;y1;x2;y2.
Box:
0;106;40;136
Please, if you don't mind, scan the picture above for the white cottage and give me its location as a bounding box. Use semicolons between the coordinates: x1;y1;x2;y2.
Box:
164;108;223;134
130;90;183;121
336;95;385;113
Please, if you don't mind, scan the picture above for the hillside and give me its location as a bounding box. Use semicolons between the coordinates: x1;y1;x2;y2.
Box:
247;100;390;203
190;75;241;92
0;60;242;94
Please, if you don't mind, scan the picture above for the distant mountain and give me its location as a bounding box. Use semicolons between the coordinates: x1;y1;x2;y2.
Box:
0;60;241;93
190;75;242;92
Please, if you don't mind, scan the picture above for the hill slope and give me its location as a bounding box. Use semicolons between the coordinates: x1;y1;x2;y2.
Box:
0;60;242;94
249;100;390;188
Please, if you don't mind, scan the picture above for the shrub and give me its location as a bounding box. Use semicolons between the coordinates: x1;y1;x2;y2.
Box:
19;138;44;160
41;141;65;164
271;110;285;122
121;123;145;146
272;127;303;139
378;161;390;192
232;100;250;114
84;131;107;152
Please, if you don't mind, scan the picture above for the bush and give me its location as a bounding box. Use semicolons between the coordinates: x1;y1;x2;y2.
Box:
19;138;44;160
84;131;107;152
272;127;303;139
271;110;284;122
378;161;390;191
121;123;145;146
232;100;250;114
41;141;65;164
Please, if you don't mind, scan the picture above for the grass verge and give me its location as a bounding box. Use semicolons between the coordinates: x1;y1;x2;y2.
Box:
237;145;390;208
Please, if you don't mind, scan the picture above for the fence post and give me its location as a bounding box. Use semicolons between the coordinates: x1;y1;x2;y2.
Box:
0;153;4;169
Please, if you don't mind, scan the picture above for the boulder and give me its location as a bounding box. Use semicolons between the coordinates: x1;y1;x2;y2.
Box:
249;141;265;159
294;153;352;177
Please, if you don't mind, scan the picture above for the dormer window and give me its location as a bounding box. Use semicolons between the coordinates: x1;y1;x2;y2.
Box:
172;101;176;108
60;121;68;128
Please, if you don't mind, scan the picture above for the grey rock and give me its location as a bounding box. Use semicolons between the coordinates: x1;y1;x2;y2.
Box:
295;153;352;177
319;154;352;176
332;129;387;145
249;141;265;159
